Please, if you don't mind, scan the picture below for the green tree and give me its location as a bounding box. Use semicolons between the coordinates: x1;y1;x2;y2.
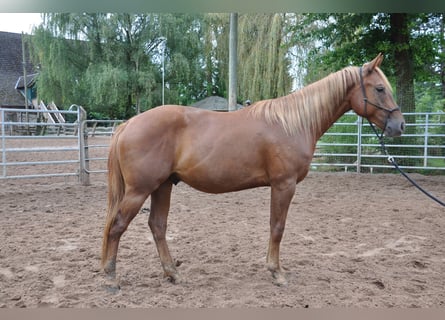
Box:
201;13;230;98
291;13;443;114
30;16;92;108
159;13;207;105
90;13;161;118
30;13;297;117
290;13;445;169
30;13;210;119
204;13;293;104
441;14;445;100
237;13;292;103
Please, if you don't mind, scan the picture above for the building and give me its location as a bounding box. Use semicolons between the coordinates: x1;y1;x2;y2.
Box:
0;31;37;109
0;31;40;131
191;95;243;112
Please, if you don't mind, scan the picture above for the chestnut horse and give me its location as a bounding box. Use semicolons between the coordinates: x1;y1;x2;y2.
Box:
101;54;405;286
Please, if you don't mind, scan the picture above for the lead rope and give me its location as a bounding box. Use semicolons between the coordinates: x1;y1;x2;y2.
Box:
367;119;445;207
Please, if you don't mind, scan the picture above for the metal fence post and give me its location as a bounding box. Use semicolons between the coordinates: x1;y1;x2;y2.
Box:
423;113;429;168
356;115;362;173
1;109;5;178
77;106;90;186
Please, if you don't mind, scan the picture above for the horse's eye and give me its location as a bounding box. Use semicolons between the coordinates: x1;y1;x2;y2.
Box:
376;86;385;93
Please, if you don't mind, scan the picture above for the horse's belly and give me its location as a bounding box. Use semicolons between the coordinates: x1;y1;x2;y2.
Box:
176;162;268;194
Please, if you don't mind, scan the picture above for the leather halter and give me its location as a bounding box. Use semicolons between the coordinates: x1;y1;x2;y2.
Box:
359;66;400;137
359;66;400;117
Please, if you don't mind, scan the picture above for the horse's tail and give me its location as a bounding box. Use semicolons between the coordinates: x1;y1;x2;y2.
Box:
101;122;127;268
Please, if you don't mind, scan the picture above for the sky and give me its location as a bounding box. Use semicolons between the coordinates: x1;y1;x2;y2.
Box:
0;13;43;34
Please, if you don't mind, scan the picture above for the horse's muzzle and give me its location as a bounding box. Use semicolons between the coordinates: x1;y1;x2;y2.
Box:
384;119;405;137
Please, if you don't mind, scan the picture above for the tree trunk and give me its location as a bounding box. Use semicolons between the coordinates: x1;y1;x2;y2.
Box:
390;13;417;167
440;13;445;100
390;13;415;115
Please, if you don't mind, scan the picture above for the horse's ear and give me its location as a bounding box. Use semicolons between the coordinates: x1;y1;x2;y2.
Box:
363;53;384;74
373;53;384;68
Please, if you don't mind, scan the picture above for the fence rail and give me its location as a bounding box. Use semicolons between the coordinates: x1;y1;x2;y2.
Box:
1;108;444;184
1;107;82;180
1;106;122;184
312;111;445;173
81;119;124;176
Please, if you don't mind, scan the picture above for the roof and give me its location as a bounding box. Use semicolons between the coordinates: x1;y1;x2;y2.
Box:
15;73;39;90
0;31;36;107
191;95;242;112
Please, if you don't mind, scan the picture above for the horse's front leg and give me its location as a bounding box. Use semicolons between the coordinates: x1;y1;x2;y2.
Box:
267;180;296;286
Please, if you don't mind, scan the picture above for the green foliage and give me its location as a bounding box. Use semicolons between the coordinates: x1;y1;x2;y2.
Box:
29;13;445;122
30;13;209;119
29;13;296;117
290;13;445;116
237;14;292;102
317;114;359;166
416;83;445;113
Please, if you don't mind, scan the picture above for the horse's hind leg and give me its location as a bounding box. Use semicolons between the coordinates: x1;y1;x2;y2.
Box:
103;187;149;280
148;180;180;283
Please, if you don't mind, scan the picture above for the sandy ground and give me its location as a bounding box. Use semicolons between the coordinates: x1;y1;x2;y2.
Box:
0;137;444;308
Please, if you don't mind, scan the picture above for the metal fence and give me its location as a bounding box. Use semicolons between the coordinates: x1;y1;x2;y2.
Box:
0;106;123;185
1;106;83;181
312;112;445;173
81;119;124;177
1;108;444;185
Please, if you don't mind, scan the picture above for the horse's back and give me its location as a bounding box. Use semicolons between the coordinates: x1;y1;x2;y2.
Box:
114;105;309;193
114;105;266;191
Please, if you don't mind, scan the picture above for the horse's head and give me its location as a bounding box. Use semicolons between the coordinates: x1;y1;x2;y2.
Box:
350;53;405;137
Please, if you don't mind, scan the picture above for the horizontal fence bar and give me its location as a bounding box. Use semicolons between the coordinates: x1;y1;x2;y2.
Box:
1;121;78;127
311;163;445;171
3;160;79;166
1;108;78;114
2;108;444;182
3;136;78;140
84;169;107;174
85;144;109;148
313;111;445;173
314;153;356;157
86;157;107;161
5;147;78;153
0;172;79;180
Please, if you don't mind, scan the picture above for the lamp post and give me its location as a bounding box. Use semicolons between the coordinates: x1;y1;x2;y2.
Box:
159;37;167;106
228;13;238;112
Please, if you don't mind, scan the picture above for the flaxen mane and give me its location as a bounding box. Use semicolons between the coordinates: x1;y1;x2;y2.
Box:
249;66;363;137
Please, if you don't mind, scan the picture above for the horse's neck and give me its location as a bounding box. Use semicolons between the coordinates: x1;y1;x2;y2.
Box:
315;100;351;141
290;88;352;144
297;69;357;143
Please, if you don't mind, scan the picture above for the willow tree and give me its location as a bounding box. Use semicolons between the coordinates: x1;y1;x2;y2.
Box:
237;13;292;103
30;13;208;119
200;13;292;105
30;13;95;108
30;13;162;118
202;13;230;98
86;13;163;118
158;13;208;105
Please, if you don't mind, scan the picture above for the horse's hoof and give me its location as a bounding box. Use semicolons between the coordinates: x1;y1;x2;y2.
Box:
102;277;121;293
166;273;182;284
272;273;288;287
104;282;121;294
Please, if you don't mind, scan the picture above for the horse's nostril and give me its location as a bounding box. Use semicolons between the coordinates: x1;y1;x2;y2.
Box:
401;122;405;132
